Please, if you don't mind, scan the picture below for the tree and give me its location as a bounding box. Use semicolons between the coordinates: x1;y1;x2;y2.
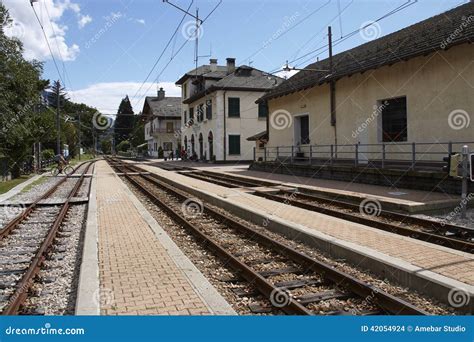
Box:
129;112;145;148
114;95;135;145
0;3;45;177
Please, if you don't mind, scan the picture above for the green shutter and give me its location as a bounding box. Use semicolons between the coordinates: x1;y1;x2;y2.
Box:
228;135;241;155
228;98;240;117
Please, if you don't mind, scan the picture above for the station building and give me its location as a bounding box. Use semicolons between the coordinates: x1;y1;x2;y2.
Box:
256;2;474;169
176;58;283;162
143;88;181;158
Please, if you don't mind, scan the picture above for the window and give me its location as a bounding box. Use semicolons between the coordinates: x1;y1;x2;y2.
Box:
166;122;174;133
206;99;212;120
381;97;407;142
163;142;173;151
228;135;241;155
258;101;268;118
189;107;194;124
197;104;204;122
228;97;240;117
183;110;187;124
183;83;187;98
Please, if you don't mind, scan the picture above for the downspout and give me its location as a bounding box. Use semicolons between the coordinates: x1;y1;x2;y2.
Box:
223;91;227;162
328;26;337;156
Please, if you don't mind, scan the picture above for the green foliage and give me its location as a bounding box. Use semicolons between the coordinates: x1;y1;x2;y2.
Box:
41;149;55;161
114;95;135;145
116;140;131;152
101;139;112;154
0;3;44;177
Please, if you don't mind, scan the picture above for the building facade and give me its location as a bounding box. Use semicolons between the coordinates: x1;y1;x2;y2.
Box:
143;88;181;158
258;3;474;165
176;58;283;162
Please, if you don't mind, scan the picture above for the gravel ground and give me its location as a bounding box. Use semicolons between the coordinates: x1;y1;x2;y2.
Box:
23;204;87;315
123;177;454;316
8;177;61;203
416;208;474;228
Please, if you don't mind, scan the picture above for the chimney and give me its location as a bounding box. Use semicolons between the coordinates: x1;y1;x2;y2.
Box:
226;57;236;74
209;58;218;72
157;87;165;100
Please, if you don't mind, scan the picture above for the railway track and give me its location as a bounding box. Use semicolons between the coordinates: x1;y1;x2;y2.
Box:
178;170;474;253
0;161;94;315
108;158;427;315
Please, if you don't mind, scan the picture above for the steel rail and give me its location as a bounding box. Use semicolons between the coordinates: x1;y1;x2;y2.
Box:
0;162;90;240
110;159;427;315
177;169;473;252
254;191;474;253
1;161;94;315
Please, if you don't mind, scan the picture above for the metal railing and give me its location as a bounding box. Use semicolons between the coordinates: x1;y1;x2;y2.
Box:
254;141;474;171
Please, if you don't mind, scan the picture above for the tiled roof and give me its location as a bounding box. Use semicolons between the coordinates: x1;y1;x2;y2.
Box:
259;2;474;102
247;130;268;141
175;65;229;85
183;66;284;104
144;96;182;118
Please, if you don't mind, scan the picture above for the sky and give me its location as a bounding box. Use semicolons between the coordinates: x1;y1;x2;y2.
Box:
2;0;468;115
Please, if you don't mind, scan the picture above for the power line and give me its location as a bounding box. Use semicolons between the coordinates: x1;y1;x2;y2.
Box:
131;0;194;105
133;0;223;108
30;0;66;86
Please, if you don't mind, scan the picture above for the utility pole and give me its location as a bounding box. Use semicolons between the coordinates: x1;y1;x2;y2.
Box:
55;80;61;155
461;145;469;219
77;111;82;160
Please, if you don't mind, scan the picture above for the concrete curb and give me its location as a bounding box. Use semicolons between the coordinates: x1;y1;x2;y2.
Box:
147;169;474;314
75;166;100;315
115;173;236;315
0;174;43;203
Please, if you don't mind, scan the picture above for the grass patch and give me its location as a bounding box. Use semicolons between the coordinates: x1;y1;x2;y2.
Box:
21;176;46;193
0;175;35;194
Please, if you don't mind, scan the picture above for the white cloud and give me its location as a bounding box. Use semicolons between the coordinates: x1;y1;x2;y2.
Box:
135;19;146;25
3;0;88;61
69;82;181;114
78;15;92;29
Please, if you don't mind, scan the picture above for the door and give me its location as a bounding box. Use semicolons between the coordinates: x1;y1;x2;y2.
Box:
294;115;310;145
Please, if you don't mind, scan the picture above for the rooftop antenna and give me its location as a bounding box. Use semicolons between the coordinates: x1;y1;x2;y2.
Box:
163;0;203;76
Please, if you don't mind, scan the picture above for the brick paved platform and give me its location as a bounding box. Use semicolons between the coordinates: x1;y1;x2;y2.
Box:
141;160;459;213
94;161;234;315
138;162;474;311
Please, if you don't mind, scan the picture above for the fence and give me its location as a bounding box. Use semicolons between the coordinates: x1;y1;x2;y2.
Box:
254;141;474;171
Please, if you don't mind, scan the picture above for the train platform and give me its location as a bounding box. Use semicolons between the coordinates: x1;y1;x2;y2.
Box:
76;160;235;315
142;160;459;214
136;162;474;311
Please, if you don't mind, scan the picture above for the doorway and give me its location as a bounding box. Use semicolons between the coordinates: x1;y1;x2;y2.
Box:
294;114;310;145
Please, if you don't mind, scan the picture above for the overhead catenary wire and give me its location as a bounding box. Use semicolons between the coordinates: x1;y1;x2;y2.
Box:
133;0;223;109
131;0;194;106
30;0;66;87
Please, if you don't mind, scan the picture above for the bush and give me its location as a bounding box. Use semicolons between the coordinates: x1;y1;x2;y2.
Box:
158;146;164;158
41;149;55;161
116;140;131;152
